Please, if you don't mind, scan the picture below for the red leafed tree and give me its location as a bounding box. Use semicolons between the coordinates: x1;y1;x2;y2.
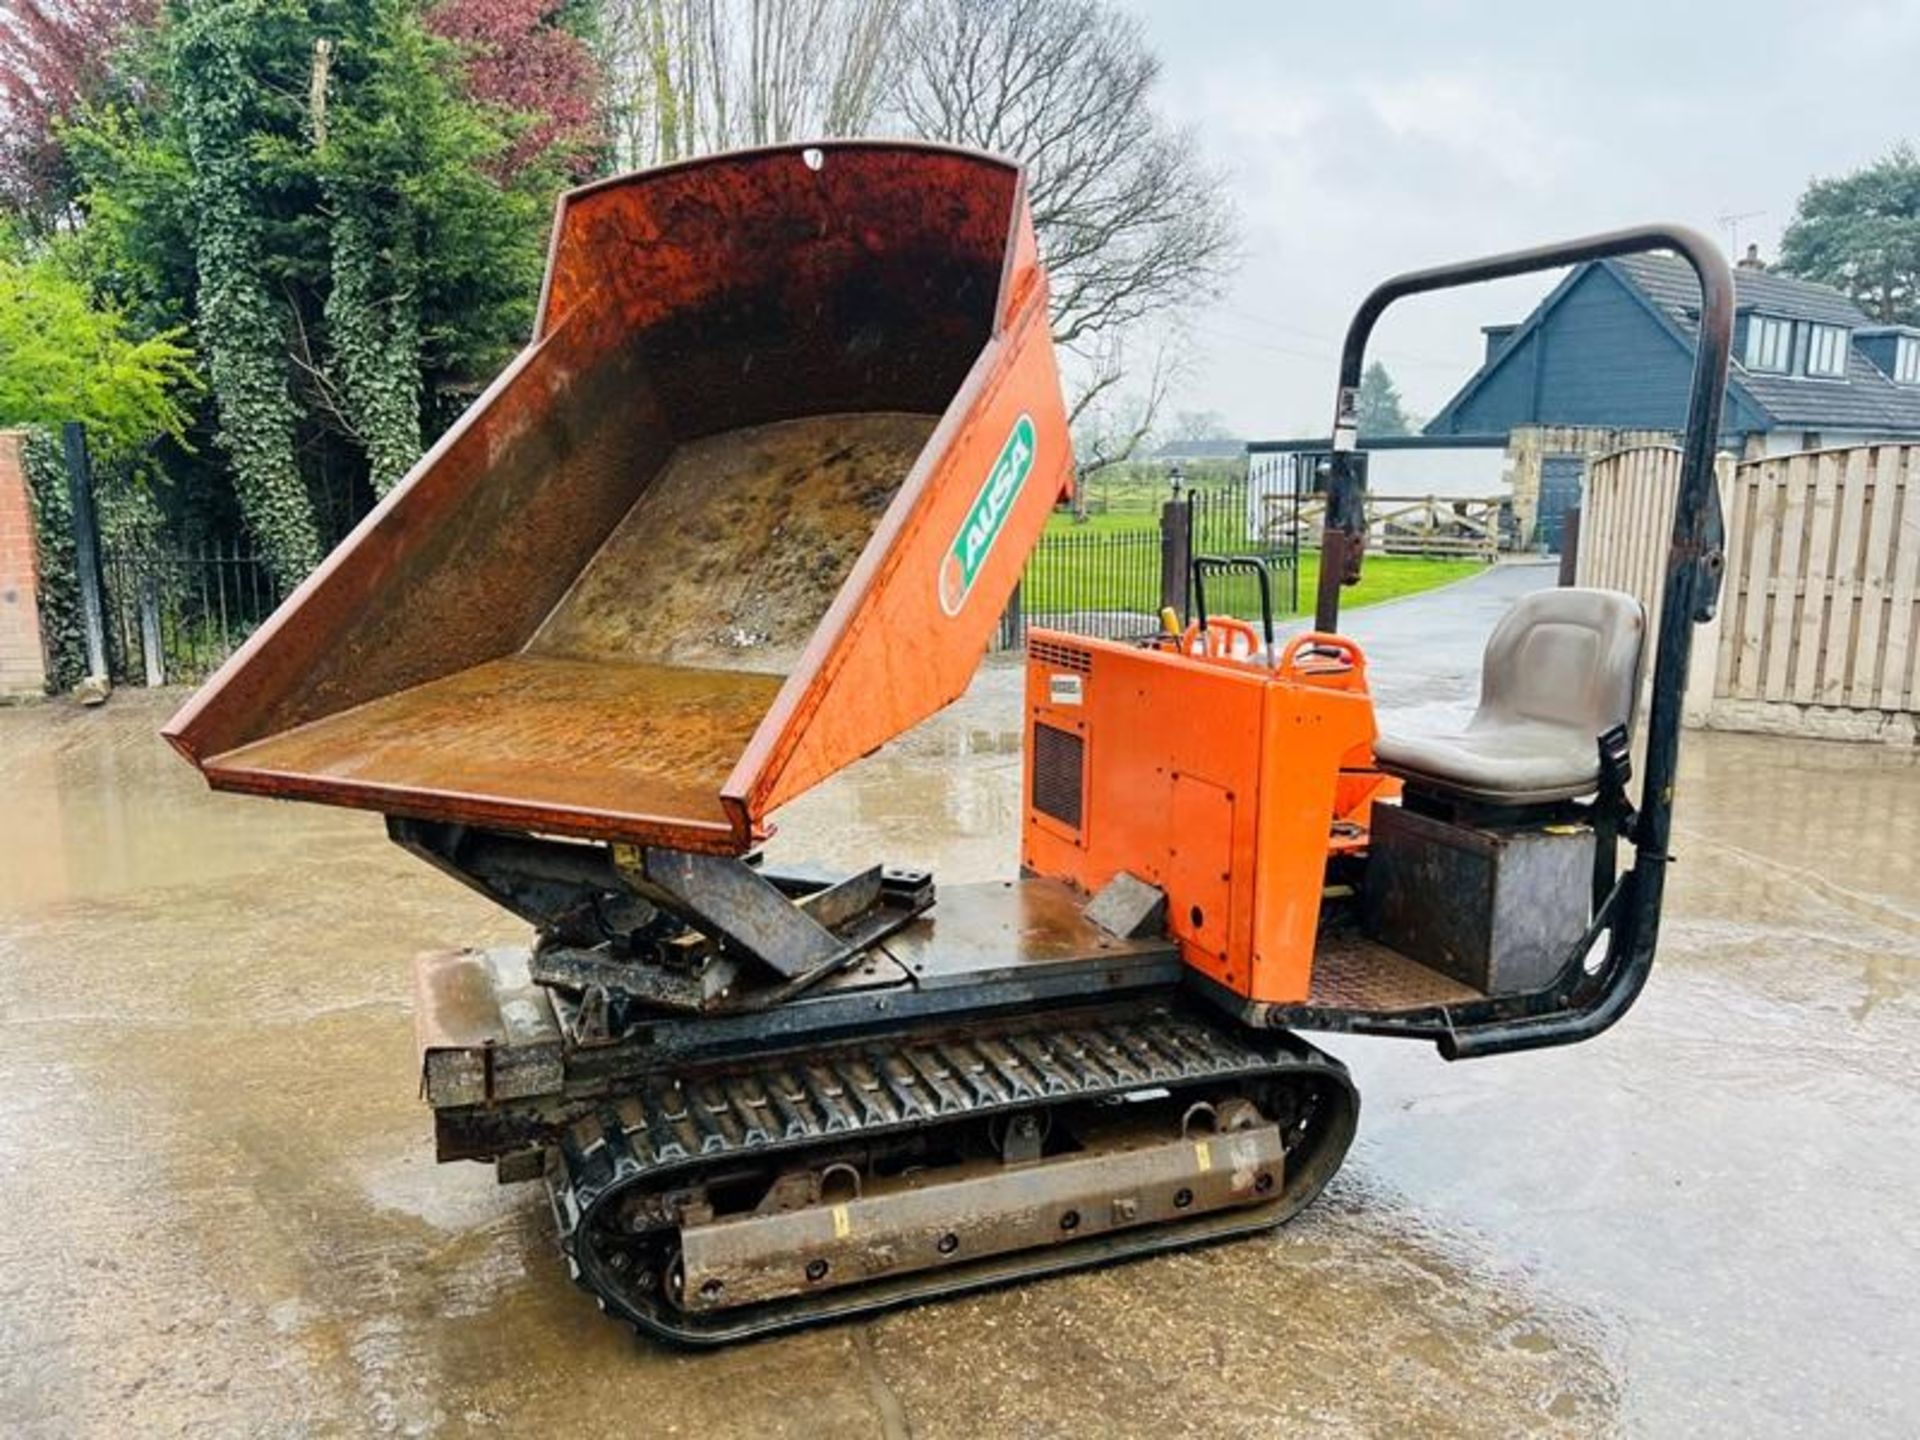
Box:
425;0;599;180
0;0;156;210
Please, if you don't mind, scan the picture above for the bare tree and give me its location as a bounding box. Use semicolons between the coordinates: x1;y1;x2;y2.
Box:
589;0;1234;463
1070;338;1176;488
890;0;1237;432
1166;408;1238;443
596;0;907;169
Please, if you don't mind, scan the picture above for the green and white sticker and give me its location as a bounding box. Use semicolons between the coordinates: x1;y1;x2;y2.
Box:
939;413;1036;616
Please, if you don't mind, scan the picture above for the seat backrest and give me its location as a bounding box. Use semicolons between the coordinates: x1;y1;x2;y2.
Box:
1474;587;1646;738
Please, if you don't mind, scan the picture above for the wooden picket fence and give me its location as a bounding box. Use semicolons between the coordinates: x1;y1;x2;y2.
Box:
1577;443;1920;738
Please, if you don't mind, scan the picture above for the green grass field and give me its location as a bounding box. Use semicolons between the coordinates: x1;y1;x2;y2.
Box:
1043;508;1174;536
1070;461;1243;517
1023;508;1484;619
1298;553;1487;610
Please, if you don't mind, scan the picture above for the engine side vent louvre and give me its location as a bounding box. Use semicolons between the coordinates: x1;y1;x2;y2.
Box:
1031;723;1085;830
1030;639;1092;674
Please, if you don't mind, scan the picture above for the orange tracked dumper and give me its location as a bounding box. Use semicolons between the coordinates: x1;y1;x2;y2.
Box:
167;142;1735;1342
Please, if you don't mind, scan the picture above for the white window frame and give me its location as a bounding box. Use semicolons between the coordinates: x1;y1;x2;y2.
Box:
1804;323;1849;379
1746;315;1793;373
1897;335;1920;385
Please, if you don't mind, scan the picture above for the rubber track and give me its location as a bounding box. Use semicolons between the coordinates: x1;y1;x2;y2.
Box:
548;1005;1354;1342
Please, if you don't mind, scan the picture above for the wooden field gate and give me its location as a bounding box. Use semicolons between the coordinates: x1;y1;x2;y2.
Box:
1577;444;1920;741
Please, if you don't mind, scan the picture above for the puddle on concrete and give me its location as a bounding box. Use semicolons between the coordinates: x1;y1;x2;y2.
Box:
865;1169;1624;1439
2;566;1917;1434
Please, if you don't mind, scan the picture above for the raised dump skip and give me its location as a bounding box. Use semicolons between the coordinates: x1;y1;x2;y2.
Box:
164;142;1071;854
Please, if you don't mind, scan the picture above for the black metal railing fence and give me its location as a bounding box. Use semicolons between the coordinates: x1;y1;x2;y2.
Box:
100;539;282;686
995;458;1305;649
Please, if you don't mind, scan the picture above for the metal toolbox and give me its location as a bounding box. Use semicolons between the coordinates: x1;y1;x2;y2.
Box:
1360;802;1593;996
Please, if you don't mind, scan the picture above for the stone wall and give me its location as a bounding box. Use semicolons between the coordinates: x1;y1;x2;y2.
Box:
0;430;49;698
1505;424;1677;545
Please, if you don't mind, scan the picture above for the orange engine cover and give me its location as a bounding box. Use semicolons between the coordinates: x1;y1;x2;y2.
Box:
1021;629;1379;1004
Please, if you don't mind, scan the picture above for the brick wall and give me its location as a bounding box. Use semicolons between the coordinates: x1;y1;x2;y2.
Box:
0;430;50;697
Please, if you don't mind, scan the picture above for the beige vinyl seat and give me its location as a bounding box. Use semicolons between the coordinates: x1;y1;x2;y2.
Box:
1373;587;1647;805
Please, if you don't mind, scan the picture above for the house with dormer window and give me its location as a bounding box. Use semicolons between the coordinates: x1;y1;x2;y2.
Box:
1421;249;1920;547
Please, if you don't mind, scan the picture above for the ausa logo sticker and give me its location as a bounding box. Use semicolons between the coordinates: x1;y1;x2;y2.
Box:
939;413;1037;617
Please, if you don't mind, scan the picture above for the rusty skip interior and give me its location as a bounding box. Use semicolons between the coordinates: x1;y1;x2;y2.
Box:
166;145;1031;850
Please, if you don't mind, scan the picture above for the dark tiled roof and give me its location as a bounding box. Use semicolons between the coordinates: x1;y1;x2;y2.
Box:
1146;438;1246;461
1608;254;1920;433
1612;253;1866;325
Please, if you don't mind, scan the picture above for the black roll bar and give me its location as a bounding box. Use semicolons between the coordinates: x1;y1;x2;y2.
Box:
1315;224;1734;1058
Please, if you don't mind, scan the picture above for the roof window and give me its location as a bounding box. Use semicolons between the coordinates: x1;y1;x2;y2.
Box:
1745;315;1792;373
1804;323;1848;379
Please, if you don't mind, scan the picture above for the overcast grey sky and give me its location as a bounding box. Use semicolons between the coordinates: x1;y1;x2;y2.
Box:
1125;0;1919;439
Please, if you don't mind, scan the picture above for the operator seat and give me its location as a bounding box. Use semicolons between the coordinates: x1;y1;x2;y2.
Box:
1373;587;1646;805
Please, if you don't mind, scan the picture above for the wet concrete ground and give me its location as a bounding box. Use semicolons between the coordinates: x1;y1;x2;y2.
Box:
1;563;1915;1437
